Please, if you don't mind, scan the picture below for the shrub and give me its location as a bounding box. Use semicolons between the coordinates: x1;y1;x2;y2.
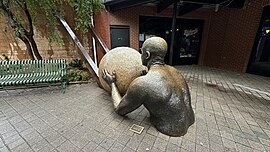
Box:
69;59;83;69
67;69;89;82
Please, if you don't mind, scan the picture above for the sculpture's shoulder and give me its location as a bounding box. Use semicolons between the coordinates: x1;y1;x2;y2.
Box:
165;65;186;81
126;76;149;98
149;65;188;91
147;65;182;81
129;76;149;90
165;65;182;74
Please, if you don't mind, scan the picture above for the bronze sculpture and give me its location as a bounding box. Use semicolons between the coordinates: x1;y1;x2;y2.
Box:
102;37;195;136
99;47;147;95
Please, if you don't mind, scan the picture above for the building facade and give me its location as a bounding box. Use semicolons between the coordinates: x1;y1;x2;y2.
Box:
1;0;269;76
94;0;270;76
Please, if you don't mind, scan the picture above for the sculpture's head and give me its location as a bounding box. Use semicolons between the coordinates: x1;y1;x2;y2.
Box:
141;37;168;67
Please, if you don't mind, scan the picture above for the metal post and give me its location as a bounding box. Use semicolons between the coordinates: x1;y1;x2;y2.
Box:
169;1;178;65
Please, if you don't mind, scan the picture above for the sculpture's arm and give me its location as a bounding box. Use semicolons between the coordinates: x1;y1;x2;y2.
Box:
102;69;122;108
102;69;144;115
110;82;122;108
114;82;144;115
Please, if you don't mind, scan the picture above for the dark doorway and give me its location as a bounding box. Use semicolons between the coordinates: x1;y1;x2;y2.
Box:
110;26;130;49
139;16;204;65
247;6;270;77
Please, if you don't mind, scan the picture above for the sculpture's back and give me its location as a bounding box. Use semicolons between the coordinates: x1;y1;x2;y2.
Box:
141;65;194;137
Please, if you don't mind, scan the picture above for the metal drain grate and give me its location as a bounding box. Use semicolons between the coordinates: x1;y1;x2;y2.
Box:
129;124;144;134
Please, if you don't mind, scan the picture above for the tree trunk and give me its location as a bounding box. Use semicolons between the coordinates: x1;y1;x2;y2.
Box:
27;36;42;60
0;0;42;60
18;36;35;60
21;0;42;60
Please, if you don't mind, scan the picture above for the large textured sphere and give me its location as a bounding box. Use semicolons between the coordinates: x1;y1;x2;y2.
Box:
99;47;146;95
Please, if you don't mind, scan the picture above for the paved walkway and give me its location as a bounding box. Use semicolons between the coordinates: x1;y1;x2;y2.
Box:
0;65;270;152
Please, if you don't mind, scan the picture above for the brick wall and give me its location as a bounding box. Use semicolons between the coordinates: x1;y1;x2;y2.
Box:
94;10;110;62
95;0;269;73
0;8;93;64
203;9;230;68
0;18;27;60
205;0;265;72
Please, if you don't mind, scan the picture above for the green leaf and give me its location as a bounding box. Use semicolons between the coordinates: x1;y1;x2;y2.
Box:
0;0;104;45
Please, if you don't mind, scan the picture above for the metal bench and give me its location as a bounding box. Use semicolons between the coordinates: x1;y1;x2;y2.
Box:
0;60;67;93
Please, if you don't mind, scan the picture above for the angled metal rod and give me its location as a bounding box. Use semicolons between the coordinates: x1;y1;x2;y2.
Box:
89;26;109;54
157;0;176;13
57;16;99;78
169;1;178;65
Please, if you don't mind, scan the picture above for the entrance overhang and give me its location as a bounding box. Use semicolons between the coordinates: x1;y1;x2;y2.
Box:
104;0;247;12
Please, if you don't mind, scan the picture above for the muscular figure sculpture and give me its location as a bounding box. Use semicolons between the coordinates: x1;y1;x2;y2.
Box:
102;37;195;136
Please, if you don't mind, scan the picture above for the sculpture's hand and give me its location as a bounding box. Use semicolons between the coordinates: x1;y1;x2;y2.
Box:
102;69;116;86
141;69;147;76
140;66;148;76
